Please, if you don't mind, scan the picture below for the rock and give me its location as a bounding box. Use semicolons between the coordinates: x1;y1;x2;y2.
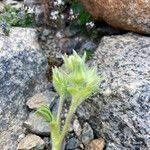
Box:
0;126;26;150
43;137;51;150
17;134;45;150
0;27;47;150
26;91;57;110
42;29;51;37
105;143;126;150
24;0;42;7
4;0;23;9
81;41;96;51
24;0;51;25
81;122;94;145
23;112;50;136
76;102;94;121
17;134;26;142
24;0;43;15
0;2;4;13
73;118;82;138
86;138;105;150
78;33;150;149
64;27;79;37
38;28;61;58
34;6;45;26
59;38;79;55
65;137;80;150
80;0;150;34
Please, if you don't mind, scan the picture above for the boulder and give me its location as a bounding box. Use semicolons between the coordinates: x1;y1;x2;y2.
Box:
0;27;47;150
79;0;150;34
77;33;150;149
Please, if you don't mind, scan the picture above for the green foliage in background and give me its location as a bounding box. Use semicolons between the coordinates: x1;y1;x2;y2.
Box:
0;5;35;35
68;0;98;37
71;0;91;26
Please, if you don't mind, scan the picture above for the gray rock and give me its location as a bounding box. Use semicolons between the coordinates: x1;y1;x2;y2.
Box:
0;2;4;12
81;41;96;51
76;102;94;120
0;27;47;150
24;0;42;6
78;33;150;149
4;0;23;9
59;38;79;55
73;118;82;138
81;122;94;145
24;0;47;25
43;137;51;150
65;137;80;150
23;112;50;136
34;5;45;26
17;134;45;150
64;27;79;37
26;91;57;110
42;29;51;37
105;143;126;150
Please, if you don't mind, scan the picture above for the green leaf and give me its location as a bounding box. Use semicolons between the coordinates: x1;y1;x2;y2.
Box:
35;105;54;123
71;1;84;13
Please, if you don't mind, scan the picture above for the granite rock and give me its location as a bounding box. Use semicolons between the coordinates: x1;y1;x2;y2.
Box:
0;2;4;12
77;33;150;149
73;118;82;138
26;91;57;110
81;122;94;145
23;112;50;136
65;137;80;150
17;134;45;150
0;27;47;150
80;0;150;34
4;0;23;9
86;138;105;150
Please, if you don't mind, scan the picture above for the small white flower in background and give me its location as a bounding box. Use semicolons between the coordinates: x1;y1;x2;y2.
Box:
27;7;34;14
54;0;64;6
70;9;74;15
86;22;95;28
69;9;78;20
60;14;64;19
50;11;59;20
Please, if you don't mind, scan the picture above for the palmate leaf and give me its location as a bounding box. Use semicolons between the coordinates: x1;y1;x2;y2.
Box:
35;105;55;123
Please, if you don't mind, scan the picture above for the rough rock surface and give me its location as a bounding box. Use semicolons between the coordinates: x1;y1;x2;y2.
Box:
26;91;57;110
77;33;150;149
81;122;94;145
17;134;45;150
79;0;150;34
86;138;105;150
73;118;82;138
0;1;4;12
0;27;47;150
23;112;50;136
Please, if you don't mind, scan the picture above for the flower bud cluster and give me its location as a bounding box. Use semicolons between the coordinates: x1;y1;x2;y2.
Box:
53;51;100;105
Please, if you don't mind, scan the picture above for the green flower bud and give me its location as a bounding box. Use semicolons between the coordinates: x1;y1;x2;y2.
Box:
63;50;86;72
53;50;101;106
68;66;100;105
52;67;69;97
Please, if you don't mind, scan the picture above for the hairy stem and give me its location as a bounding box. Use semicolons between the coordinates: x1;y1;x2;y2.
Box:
60;98;77;143
50;122;61;150
57;96;64;130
